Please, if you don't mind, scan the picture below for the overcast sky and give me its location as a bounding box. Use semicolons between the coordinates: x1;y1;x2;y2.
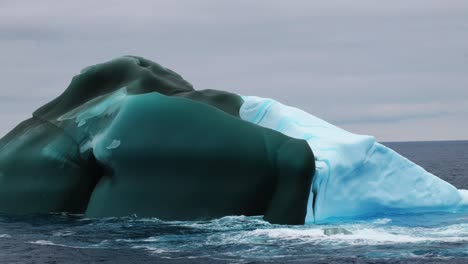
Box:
0;0;467;141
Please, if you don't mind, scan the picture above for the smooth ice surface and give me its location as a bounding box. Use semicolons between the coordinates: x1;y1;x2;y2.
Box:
240;96;468;223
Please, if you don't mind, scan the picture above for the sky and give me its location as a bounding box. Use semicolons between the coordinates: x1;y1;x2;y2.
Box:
0;0;467;142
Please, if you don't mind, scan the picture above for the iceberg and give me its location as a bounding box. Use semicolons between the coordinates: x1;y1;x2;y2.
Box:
0;56;314;225
1;55;466;225
240;96;468;223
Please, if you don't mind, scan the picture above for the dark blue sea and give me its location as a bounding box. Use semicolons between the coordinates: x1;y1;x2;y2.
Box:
0;141;467;264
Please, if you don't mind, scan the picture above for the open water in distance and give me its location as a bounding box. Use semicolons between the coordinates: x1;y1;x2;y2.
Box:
0;140;467;263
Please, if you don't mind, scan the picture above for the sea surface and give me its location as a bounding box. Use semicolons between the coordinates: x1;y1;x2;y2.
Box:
0;141;467;264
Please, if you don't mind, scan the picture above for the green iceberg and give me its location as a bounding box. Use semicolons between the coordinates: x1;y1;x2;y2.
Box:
0;56;315;225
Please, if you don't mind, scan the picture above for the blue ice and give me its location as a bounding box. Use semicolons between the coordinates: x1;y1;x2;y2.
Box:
240;96;468;224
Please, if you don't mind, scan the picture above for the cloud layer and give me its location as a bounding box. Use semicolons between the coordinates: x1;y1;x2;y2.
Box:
1;0;467;141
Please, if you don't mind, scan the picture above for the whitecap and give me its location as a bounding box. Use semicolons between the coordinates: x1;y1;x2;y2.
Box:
372;218;392;225
52;231;74;237
29;240;57;246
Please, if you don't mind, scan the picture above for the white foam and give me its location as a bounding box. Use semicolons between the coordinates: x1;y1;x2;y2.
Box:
28;240;100;249
29;240;57;246
132;245;180;255
243;222;468;246
372;218;392;225
52;231;74;237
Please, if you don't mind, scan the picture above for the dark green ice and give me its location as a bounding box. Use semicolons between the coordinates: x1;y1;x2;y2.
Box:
0;56;315;225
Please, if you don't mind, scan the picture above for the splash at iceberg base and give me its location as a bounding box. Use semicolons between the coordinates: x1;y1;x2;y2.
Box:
240;96;468;223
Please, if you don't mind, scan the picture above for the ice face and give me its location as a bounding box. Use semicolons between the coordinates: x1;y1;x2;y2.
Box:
0;56;312;224
240;96;468;223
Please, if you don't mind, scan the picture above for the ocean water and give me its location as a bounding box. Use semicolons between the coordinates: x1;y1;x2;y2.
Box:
0;141;467;264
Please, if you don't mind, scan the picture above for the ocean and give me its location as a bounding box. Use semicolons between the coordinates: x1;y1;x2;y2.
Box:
0;141;467;264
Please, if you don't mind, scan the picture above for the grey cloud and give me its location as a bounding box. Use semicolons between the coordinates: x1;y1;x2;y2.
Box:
0;0;467;141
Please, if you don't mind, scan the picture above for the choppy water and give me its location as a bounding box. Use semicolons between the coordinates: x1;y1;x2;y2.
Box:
0;141;467;264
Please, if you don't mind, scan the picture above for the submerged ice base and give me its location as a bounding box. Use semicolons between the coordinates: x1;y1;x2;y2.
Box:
240;96;468;223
